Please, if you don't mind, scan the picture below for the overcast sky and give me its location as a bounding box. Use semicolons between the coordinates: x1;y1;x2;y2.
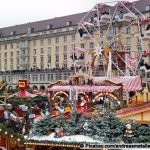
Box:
0;0;136;28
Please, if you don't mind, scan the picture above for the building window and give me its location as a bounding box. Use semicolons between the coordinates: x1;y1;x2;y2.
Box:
11;59;13;64
23;58;25;63
63;64;67;69
43;74;45;81
23;50;25;55
17;59;19;64
64;54;67;61
35;75;38;81
51;74;53;81
33;57;36;63
64;73;68;80
56;64;59;68
28;75;30;81
48;55;51;63
47;74;50;81
137;47;142;51
40;40;44;45
55;37;59;43
5;45;7;50
32;75;35;81
40;48;44;54
63;35;67;42
125;37;131;45
59;73;62;80
11;52;13;57
11;43;13;49
33;49;36;55
48;47;51;54
63;45;67;53
136;37;141;45
146;5;150;11
89;42;94;49
16;43;19;48
4;59;7;65
56;74;59;80
5;52;7;58
56;55;59;62
33;40;36;46
56;46;59;53
126;27;130;34
17;51;19;56
81;43;85;48
40;56;44;63
72;34;75;41
48;39;51;45
40;74;42;81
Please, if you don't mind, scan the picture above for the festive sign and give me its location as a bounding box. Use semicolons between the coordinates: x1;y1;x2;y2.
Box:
18;80;29;90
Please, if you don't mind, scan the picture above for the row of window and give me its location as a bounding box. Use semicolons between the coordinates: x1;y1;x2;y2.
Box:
2;73;71;83
33;35;76;47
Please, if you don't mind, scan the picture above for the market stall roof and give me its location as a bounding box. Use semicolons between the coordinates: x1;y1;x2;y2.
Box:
48;85;121;93
94;76;142;92
8;90;37;98
48;76;142;93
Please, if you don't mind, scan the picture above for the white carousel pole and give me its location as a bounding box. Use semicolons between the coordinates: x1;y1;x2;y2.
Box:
107;51;112;77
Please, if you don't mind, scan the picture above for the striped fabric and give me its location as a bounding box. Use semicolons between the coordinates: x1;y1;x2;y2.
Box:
49;85;121;93
94;76;142;92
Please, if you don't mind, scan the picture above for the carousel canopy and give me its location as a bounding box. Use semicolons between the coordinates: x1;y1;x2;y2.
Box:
8;90;37;98
48;85;121;93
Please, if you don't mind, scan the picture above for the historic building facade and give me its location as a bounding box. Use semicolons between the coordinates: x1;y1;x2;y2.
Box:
0;0;150;89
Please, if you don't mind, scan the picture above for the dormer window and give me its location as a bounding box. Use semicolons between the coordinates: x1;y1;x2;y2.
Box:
66;21;72;26
10;31;16;36
47;24;53;30
27;27;34;34
146;5;150;11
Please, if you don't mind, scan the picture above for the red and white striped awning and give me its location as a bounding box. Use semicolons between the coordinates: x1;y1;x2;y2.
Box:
48;85;121;93
94;76;142;92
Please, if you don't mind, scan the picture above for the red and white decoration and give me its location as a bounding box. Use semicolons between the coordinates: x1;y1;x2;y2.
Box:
127;56;137;70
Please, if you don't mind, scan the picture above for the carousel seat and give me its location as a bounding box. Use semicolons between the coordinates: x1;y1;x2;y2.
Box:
99;14;111;23
115;12;135;22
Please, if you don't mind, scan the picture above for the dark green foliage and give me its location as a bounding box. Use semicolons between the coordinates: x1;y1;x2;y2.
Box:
131;123;150;143
7;96;48;107
31;106;150;143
